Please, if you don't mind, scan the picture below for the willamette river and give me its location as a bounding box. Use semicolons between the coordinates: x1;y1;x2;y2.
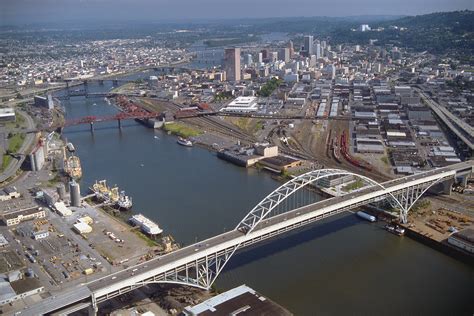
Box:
58;77;473;315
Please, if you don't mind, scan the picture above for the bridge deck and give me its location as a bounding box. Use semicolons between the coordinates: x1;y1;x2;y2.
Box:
18;161;473;315
88;163;467;295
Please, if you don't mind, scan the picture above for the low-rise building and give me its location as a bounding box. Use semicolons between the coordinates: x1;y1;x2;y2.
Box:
254;144;278;158
78;216;93;225
0;187;21;202
183;284;292;316
2;207;46;227
259;156;301;172
356;137;385;153
0;234;8;247
32;231;49;240
318;174;354;188
0;278;44;306
0;108;16;122
217;149;262;167
221;96;258;113
53;202;72;217
73;222;92;234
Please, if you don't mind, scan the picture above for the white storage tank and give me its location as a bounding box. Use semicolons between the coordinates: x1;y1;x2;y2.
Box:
69;180;81;207
356;211;376;222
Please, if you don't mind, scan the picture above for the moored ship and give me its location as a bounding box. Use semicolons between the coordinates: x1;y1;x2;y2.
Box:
385;224;405;236
90;180;119;203
90;180;133;210
116;191;133;210
129;214;163;236
177;137;193;147
64;155;82;179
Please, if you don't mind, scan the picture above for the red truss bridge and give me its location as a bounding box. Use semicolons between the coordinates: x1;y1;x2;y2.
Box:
64;110;160;130
63;96;161;130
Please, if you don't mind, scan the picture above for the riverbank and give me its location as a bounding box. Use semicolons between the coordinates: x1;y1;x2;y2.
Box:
58;74;474;316
404;226;474;265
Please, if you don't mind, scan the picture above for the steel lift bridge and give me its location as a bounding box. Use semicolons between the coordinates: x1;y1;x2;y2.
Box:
20;162;473;316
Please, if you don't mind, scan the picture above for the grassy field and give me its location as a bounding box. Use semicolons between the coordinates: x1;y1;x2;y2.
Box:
342;179;364;192
3;111;26;130
163;122;202;138
231;117;263;135
134;230;158;247
1;133;26;171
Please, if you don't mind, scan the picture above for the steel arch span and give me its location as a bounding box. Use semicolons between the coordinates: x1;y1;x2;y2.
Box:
155;170;450;291
236;168;399;234
101;169;452;295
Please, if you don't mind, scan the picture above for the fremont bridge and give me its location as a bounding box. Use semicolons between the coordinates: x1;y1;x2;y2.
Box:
19;161;473;316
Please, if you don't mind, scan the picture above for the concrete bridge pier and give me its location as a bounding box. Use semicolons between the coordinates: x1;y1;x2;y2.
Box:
88;304;98;316
442;178;454;195
456;175;469;187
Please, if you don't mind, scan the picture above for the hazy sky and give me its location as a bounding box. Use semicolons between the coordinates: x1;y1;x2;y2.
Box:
1;0;473;25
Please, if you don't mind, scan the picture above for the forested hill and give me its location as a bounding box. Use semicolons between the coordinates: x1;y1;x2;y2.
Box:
329;10;473;54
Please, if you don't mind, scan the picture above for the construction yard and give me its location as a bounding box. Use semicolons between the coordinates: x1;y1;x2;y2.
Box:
406;198;474;242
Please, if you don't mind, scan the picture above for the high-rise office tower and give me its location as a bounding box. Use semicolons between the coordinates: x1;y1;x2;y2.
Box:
309;55;317;67
304;35;313;56
244;54;253;66
278;48;290;62
271;51;278;62
287;40;294;57
316;43;321;59
224;47;241;81
260;49;270;61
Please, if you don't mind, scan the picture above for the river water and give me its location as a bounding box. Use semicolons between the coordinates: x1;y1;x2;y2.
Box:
58;78;474;315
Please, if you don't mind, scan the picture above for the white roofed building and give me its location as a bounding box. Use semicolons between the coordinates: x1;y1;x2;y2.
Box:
221;97;258;113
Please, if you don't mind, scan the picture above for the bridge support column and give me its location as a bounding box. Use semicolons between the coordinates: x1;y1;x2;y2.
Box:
442;178;454;195
88;294;98;316
456;175;468;188
399;209;408;224
88;305;98;316
90;122;94;132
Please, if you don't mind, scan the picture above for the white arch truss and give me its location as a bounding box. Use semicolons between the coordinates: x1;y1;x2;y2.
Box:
236;168;448;234
130;170;453;292
237;169;397;234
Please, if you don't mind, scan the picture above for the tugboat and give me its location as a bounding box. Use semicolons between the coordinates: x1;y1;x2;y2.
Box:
385;224;405;236
177;137;193;147
116;191;133;210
